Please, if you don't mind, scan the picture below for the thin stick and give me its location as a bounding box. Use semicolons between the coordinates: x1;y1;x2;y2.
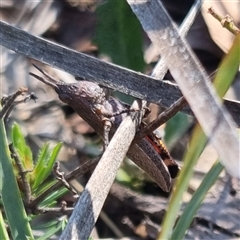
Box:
36;201;73;214
134;97;187;143
208;7;240;36
9;143;32;205
0;87;28;118
53;161;79;197
3;92;38;121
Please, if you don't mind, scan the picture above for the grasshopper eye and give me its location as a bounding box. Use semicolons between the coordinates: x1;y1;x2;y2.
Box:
58;92;72;104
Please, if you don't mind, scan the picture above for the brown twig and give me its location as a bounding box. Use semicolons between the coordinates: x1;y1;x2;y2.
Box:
4;92;38;121
36;201;73;214
134;97;187;143
9;143;32;205
1;90;38;123
28;157;99;209
53;161;78;197
0;87;28;119
208;7;240;36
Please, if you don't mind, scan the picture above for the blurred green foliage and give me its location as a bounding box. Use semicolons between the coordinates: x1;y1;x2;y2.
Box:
95;0;145;72
164;112;193;151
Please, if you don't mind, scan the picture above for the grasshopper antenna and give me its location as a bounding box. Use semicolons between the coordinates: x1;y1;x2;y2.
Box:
29;64;60;89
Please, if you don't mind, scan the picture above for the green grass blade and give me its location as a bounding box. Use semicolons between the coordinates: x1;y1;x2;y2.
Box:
36;217;67;240
171;161;224;239
36;222;62;240
11;123;33;170
0;120;34;240
158;124;206;239
39;188;68;208
0;210;9;240
32;143;62;191
34;178;57;196
32;143;50;182
213;33;240;97
40;142;62;181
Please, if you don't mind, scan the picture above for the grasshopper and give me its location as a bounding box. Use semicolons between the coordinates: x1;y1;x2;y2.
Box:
30;64;179;192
